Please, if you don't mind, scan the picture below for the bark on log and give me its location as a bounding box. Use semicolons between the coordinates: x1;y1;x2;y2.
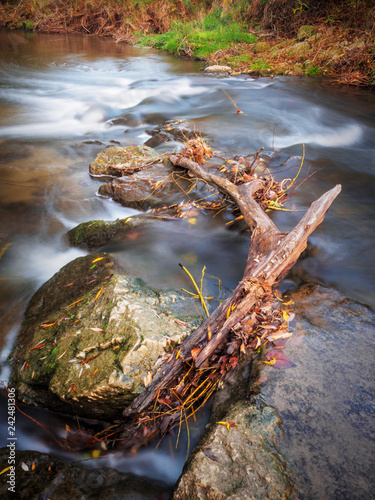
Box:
123;155;341;418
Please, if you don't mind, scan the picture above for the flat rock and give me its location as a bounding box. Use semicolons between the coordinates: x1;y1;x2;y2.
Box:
89;145;159;177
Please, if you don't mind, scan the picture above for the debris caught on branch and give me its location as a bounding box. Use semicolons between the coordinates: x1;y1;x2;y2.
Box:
87;142;341;453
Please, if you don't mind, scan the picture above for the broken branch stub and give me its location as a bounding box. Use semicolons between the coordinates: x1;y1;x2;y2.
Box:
123;153;341;418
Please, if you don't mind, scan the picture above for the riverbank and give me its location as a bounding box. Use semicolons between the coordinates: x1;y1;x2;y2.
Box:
0;0;374;88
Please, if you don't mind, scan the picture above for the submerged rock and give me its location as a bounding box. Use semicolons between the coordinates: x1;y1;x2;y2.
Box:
89;145;160;177
9;253;198;419
0;448;170;500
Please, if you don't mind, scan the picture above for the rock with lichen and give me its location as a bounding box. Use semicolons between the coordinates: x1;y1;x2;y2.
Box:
89;145;159;177
9;253;199;419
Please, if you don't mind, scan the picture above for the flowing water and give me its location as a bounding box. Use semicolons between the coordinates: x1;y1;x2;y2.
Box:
0;29;374;498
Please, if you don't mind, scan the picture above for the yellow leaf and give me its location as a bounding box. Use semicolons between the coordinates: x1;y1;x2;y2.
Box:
94;286;103;302
92;450;100;458
282;310;290;322
113;345;120;350
0;466;11;475
188;218;197;225
262;358;276;365
92;257;104;263
176;349;181;360
31;462;36;471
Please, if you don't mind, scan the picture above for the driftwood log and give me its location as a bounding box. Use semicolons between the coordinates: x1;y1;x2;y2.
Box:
123;153;341;419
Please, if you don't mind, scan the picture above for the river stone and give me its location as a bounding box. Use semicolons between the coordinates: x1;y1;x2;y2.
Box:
98;161;196;211
172;396;294;499
144;121;200;148
0;448;170;500
204;65;231;73
89;145;160;177
9;253;198;419
297;25;316;41
66;216;148;249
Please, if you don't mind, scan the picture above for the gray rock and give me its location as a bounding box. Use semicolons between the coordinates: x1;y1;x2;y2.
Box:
97;161;196;211
173;396;295;499
9;253;199;419
172;353;295;499
257;284;375;498
0;448;170;500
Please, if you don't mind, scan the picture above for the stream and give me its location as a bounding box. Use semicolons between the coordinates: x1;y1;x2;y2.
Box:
0;29;374;498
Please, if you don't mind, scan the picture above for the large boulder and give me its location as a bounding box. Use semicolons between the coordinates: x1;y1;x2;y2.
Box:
9;253;199;419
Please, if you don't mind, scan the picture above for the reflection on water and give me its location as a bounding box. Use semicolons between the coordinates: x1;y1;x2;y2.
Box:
0;28;374;497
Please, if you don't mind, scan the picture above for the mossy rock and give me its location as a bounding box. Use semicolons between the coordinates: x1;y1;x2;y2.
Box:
67;217;148;249
297;25;316;41
286;41;312;59
9;254;199;419
253;41;271;54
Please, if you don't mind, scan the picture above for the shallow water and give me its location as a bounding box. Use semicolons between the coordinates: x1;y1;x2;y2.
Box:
0;29;374;497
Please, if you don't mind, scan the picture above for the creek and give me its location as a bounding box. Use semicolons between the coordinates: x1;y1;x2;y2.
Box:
0;29;374;498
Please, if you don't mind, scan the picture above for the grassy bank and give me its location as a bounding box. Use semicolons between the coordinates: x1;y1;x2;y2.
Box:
0;0;374;87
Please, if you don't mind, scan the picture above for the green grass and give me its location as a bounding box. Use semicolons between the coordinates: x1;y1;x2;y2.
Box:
306;65;320;76
136;9;257;59
250;58;270;73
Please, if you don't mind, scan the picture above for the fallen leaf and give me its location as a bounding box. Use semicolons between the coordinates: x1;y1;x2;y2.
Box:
21;462;29;471
92;257;104;263
174;318;189;327
94;286;103;302
90;327;104;332
265;349;296;369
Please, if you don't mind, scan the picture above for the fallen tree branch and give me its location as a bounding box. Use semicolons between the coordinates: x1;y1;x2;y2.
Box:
122;151;341;421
